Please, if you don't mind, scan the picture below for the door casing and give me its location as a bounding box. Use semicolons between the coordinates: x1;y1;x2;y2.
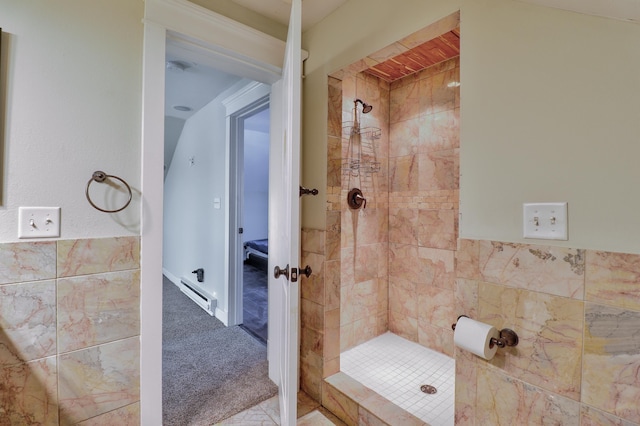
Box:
141;1;286;422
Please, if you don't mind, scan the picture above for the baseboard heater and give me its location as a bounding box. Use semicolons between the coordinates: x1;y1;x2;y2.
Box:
180;277;217;316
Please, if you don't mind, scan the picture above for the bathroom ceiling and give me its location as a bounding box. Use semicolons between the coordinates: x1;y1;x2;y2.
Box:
232;0;348;31
518;0;640;23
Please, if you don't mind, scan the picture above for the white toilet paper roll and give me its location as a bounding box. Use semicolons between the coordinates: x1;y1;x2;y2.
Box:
454;316;501;360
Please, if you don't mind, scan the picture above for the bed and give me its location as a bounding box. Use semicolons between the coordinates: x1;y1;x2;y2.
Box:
244;238;268;262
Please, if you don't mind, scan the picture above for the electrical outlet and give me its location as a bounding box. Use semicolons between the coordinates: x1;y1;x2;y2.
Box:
18;207;61;238
523;202;567;240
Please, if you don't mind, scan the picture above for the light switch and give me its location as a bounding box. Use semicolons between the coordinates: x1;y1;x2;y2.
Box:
523;202;567;240
18;207;61;238
213;198;221;209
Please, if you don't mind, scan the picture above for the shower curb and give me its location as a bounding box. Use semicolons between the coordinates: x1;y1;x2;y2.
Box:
322;372;428;426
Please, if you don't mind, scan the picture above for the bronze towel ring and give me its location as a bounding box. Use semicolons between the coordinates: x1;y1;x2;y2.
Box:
85;171;132;213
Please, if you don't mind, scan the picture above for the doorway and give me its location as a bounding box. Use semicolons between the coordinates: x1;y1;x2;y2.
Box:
161;40;277;424
229;101;271;343
140;2;301;423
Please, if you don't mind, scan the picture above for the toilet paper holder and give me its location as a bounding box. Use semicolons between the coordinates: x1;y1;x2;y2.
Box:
452;315;519;348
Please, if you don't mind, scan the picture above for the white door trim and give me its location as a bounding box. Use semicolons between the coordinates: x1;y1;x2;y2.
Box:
224;83;271;326
140;1;285;422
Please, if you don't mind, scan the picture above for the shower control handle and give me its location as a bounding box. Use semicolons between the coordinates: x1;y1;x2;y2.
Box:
274;264;290;280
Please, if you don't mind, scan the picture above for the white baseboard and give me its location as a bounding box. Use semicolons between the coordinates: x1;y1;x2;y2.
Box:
162;268;228;325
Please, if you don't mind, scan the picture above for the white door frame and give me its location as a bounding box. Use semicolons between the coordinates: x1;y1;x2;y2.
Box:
140;0;285;422
224;86;271;326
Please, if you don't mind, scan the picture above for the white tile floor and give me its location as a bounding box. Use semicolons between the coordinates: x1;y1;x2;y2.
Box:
341;332;455;426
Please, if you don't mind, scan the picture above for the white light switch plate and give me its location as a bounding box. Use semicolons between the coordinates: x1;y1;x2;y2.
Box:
523;202;568;240
18;207;61;238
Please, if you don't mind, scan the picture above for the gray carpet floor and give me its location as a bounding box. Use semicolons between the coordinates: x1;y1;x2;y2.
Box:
162;276;278;425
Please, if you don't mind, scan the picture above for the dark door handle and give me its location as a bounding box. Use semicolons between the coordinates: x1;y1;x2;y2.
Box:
274;264;290;280
299;265;312;278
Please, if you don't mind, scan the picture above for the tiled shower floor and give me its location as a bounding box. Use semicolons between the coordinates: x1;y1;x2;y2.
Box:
340;332;455;426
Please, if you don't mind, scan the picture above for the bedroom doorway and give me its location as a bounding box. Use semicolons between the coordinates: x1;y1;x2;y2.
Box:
229;98;270;344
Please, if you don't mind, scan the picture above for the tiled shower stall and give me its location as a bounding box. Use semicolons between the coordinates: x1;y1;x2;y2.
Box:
299;13;640;426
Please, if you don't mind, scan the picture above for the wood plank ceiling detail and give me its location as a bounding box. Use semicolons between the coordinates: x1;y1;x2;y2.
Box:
364;28;460;82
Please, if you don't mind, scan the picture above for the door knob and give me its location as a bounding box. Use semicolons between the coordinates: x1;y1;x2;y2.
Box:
274;264;290;280
299;265;312;278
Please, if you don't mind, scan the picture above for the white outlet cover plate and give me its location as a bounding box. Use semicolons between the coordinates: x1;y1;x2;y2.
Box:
523;202;568;240
18;207;61;239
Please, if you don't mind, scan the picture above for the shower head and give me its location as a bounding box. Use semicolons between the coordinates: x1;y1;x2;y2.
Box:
355;98;373;114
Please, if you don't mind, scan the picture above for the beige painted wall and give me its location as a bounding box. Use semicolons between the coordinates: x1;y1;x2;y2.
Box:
189;0;287;40
460;0;640;254
0;0;143;242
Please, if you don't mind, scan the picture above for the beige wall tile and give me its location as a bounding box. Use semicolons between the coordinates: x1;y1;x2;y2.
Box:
360;392;426;425
302;229;326;255
389;117;419;157
586;250;640;311
418;67;457;116
301;350;323;401
389;155;418;192
418;247;455;290
389;276;418;320
580;405;637;426
478;282;583;400
301;298;324;333
0;356;58;425
76;402;140;426
0;280;56;365
328;77;343;139
389;243;419;283
455;278;478;320
351;316;380;348
417;322;454;356
389;81;420;124
58;337;139;425
0;242;56;285
326;212;341;261
389;207;418;245
419;108;460;152
325;260;341;310
321;380;359;426
301;251;325;305
417;149;459;191
325;372;376;404
417;208;457;250
57;270;140;353
454;350;477;425
456;239;481;280
417;285;454;330
57;237;139;278
582;303;640;423
341;279;377;325
479;240;585;299
388;309;417;342
476;364;580;425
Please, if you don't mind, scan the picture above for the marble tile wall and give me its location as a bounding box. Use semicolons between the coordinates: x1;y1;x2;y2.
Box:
0;237;141;425
340;71;390;353
455;238;640;426
387;57;460;357
298;76;345;401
